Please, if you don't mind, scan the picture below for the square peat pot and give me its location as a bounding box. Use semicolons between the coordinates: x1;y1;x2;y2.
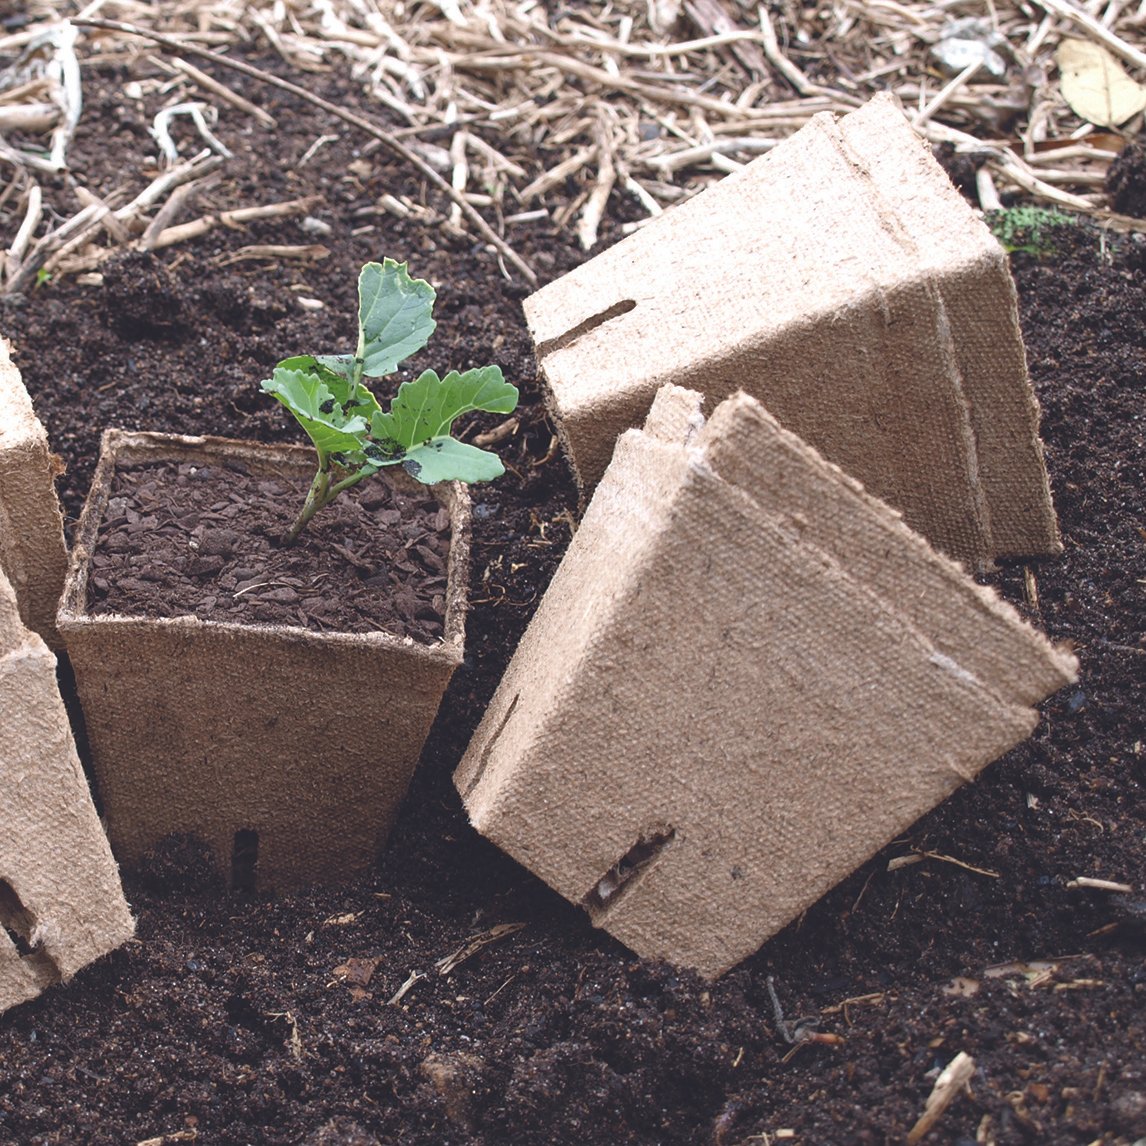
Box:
58;430;471;892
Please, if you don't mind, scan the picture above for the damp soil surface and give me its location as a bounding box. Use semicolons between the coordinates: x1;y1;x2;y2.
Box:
89;457;453;639
1;51;1144;1146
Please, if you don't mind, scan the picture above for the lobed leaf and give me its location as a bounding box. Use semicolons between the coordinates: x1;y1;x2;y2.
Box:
261;363;369;460
371;366;518;450
402;436;507;485
357;260;437;378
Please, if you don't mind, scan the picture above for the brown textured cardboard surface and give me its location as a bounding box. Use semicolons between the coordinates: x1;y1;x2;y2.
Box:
58;431;470;891
524;93;1058;565
0;566;133;1014
455;386;1077;979
0;338;68;648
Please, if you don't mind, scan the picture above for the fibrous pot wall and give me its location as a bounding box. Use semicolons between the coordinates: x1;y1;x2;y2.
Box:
0;565;133;1014
455;386;1077;979
58;431;470;891
524;93;1058;566
0;338;68;648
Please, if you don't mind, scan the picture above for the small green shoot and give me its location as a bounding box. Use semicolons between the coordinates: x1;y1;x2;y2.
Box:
987;206;1075;257
262;259;518;544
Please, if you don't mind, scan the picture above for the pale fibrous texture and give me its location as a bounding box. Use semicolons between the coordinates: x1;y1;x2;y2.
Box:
455;385;1077;979
58;431;473;892
0;339;68;648
0;566;133;1014
525;95;1060;566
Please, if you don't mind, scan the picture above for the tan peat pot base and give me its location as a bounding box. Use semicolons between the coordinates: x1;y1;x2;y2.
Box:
58;430;471;892
455;386;1078;980
524;93;1060;568
0;564;133;1015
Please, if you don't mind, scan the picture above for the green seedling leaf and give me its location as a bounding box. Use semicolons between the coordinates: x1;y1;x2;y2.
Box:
273;355;355;402
403;436;507;484
357;259;437;378
261;363;369;459
987;206;1076;257
262;257;516;543
372;366;519;449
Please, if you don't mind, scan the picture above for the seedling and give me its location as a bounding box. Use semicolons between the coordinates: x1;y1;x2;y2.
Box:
262;259;518;543
987;206;1075;257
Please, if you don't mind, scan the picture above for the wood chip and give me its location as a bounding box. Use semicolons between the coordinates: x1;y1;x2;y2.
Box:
907;1051;976;1145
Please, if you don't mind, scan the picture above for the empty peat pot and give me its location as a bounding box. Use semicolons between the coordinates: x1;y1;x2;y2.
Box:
58;430;470;891
0;563;133;1014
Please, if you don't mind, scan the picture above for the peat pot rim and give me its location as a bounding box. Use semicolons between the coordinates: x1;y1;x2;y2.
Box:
57;428;470;664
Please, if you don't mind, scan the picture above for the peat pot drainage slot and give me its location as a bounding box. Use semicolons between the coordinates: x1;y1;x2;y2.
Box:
534;299;638;359
231;829;259;892
583;827;676;920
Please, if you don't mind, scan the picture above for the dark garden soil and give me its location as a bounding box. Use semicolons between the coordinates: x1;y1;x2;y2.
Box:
0;47;1144;1146
90;458;453;639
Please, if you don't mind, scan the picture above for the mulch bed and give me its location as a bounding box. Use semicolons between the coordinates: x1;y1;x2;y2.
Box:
0;15;1142;1146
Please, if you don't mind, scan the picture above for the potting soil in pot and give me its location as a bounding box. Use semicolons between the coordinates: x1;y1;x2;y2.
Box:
87;458;452;639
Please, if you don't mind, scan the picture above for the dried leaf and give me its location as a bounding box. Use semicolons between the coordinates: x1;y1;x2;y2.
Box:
332;956;380;987
1057;39;1146;128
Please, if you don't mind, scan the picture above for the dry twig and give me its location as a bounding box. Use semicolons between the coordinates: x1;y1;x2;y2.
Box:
74;18;539;285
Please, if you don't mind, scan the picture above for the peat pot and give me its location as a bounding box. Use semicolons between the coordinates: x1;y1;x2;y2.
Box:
58;430;471;891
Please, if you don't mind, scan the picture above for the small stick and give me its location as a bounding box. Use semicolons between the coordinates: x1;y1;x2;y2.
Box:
464;132;528;179
757;4;823;96
448;127;469;230
977;166;1003;212
647;137;779;173
912;59;983;128
1067;876;1134;893
74;18;538;287
616;165;663;218
578;120;616;249
471;416;519;448
4;182;42;274
0;131;58;174
0;104;58;132
435;923;526;976
5;150;224;292
137;181;200;250
74;186;131;242
0;79;51;105
518;144;599;203
45;22;83;172
4;201;104;292
298;134;338;167
214;243;329;265
997;157;1099;210
1034;0;1146;72
151;102;233;163
560;28;770;58
148;196;316;249
387;969;426;1005
906;1052;976;1145
922;851;1000;879
170;57;276;127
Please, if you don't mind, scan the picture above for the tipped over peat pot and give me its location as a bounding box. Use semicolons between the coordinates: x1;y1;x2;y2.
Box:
58;430;471;892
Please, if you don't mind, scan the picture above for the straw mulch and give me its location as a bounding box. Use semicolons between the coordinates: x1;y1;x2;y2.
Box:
2;0;1144;289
